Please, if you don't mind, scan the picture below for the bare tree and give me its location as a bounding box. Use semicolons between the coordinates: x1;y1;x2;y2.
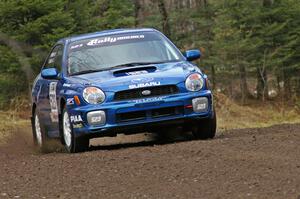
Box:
155;0;171;37
133;0;141;27
256;0;274;101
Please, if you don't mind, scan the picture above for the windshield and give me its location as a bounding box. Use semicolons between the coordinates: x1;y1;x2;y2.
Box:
67;31;184;75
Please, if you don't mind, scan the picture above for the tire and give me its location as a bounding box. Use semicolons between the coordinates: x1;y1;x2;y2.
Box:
62;108;89;153
32;109;49;151
192;110;217;140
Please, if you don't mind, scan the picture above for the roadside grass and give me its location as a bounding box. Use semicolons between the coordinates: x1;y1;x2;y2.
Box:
0;111;29;145
216;93;300;131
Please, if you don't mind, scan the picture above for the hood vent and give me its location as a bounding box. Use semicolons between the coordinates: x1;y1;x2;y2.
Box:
113;66;157;77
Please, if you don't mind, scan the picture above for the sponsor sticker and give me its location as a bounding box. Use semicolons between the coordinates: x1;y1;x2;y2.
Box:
87;35;145;46
70;44;83;50
131;97;164;104
63;83;72;87
129;82;161;89
131;77;154;84
126;71;148;76
67;98;75;106
70;115;83;123
73;123;83;129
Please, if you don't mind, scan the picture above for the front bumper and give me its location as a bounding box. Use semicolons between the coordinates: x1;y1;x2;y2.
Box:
68;90;213;138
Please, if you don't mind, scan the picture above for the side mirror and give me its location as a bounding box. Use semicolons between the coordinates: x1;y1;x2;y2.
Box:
41;68;59;79
184;49;202;61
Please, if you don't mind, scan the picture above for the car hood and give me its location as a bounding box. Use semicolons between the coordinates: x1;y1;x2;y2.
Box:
67;61;201;92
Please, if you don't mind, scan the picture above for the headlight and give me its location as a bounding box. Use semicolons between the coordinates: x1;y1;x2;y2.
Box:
83;87;105;104
185;73;204;92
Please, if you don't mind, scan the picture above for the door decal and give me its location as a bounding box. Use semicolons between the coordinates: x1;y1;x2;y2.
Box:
49;82;59;122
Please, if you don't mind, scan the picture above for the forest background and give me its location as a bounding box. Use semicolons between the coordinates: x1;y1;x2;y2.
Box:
0;0;299;130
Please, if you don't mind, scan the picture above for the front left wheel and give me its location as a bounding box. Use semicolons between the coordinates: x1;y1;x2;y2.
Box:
32;109;48;151
62;108;89;153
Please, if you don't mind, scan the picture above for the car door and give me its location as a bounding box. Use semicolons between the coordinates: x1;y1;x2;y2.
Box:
38;45;64;137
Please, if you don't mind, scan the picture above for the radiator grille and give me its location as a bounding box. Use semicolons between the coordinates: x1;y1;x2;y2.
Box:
114;85;179;101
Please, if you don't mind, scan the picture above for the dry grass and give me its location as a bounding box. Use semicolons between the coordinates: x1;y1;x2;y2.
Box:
215;93;300;131
0;111;29;145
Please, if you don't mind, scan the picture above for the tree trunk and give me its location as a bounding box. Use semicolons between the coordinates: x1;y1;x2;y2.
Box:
156;0;171;38
239;64;249;104
133;0;141;27
296;77;300;98
256;67;268;101
283;70;291;98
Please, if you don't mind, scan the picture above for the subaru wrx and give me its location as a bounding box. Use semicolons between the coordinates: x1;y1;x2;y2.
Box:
31;28;216;153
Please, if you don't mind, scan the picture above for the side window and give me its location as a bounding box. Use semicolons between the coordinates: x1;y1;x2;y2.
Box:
44;45;63;72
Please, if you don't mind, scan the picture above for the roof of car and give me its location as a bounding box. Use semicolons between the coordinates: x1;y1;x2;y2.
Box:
58;28;157;44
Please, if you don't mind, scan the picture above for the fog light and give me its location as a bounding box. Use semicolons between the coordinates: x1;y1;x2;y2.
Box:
87;111;106;126
192;97;208;113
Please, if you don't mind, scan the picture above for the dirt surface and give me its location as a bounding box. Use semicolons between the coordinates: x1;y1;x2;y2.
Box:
0;124;299;199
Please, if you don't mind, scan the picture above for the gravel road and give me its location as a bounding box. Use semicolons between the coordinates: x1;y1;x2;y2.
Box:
0;124;299;199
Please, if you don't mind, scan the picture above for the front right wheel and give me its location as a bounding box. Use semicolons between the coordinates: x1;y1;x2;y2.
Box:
62;108;89;153
192;110;217;139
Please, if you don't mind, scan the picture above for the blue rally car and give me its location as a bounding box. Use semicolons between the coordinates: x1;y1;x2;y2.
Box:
31;28;216;153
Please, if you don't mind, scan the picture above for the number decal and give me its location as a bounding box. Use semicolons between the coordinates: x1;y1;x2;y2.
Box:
49;82;59;122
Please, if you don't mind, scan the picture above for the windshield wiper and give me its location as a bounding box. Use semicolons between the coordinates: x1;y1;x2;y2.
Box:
70;69;105;76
